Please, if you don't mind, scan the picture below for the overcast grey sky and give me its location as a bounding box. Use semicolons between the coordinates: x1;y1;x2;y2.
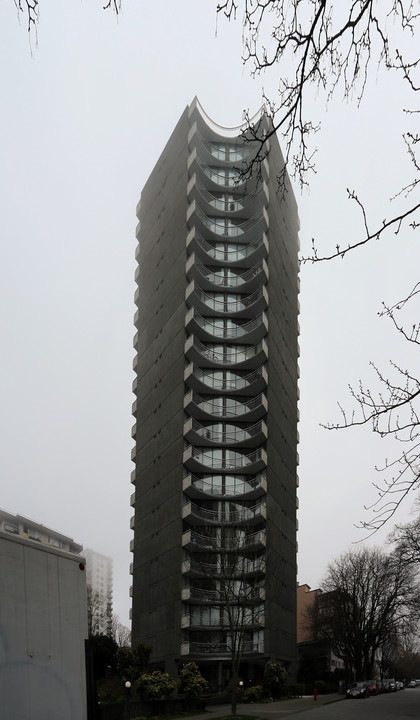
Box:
1;1;418;627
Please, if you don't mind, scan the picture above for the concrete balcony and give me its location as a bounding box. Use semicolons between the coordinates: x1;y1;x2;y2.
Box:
182;472;267;501
184;389;268;422
186;281;268;320
183;445;267;474
186;228;269;270
182;500;267;527
180;639;264;658
184;335;268;371
187;174;269;220
184;362;268;396
181;555;266;579
185;307;268;346
187;199;269;246
183;417;268;449
186;141;269;193
186;253;269;294
181;528;266;553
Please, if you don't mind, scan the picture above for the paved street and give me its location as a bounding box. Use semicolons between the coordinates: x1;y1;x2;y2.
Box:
180;686;420;720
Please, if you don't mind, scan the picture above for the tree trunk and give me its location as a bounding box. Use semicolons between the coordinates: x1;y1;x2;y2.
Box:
231;662;238;716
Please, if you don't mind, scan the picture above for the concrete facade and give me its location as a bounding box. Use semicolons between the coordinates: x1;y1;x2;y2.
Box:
0;530;88;720
130;98;300;689
0;508;83;555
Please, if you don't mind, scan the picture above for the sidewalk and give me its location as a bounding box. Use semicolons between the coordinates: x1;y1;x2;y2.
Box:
177;693;344;720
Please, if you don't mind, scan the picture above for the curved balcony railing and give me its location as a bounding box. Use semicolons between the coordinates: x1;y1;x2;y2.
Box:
186;390;266;418
185;364;267;393
182;584;265;603
184;500;266;524
182;555;265;576
188;286;265;315
187;418;266;444
188;337;266;366
183;473;267;498
187;229;268;264
188;309;265;340
197;206;264;237
193;127;251;162
182;613;264;631
185;446;265;471
190;255;266;288
194;180;259;211
182;528;266;551
182;640;263;655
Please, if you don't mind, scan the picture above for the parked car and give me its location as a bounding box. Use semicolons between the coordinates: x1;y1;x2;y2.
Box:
346;682;370;699
407;680;417;688
367;681;378;695
382;678;396;692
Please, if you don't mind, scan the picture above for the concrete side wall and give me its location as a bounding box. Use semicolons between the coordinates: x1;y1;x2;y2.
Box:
264;136;300;667
131;106;190;671
0;531;88;720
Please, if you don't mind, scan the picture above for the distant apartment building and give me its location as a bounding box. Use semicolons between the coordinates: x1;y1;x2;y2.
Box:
297;583;321;644
296;583;344;677
84;548;113;637
0;508;83;554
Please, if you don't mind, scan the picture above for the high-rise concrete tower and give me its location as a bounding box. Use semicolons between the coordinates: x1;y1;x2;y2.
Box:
130;98;300;690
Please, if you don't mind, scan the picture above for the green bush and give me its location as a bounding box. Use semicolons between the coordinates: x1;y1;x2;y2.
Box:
96;678;127;704
262;662;288;699
242;685;264;703
135;669;177;700
178;662;209;697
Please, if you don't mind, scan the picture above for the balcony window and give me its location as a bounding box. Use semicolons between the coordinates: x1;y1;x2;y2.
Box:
195;421;260;444
209;143;247;161
205;217;243;237
208;193;243;212
199;291;247;313
196;474;265;496
204;167;240;187
191;605;220;626
191;367;264;391
196;395;244;417
192;447;259;469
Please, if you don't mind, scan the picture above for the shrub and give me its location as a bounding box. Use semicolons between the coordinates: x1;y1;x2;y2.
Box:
263;662;288;699
136;670;177;700
96;678;127;704
242;685;264;703
178;662;209;697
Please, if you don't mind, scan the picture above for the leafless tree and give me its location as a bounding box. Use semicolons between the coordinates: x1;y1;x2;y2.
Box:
13;0;121;34
389;510;420;565
185;523;265;714
218;1;420;530
316;546;420;680
87;586;107;637
323;286;420;532
111;613;131;647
